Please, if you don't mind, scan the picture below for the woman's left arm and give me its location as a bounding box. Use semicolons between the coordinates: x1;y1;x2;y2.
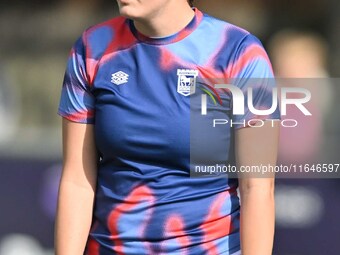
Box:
236;121;280;255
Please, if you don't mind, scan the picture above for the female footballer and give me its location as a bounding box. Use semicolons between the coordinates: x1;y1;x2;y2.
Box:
55;0;280;254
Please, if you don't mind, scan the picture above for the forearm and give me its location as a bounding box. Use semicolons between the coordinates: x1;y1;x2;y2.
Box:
55;178;95;255
239;186;275;255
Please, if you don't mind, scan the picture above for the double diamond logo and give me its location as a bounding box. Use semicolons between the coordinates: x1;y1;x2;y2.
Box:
111;71;129;85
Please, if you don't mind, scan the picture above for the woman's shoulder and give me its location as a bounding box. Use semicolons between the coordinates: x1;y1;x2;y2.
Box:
80;15;130;45
200;10;261;46
84;15;127;36
74;15;135;60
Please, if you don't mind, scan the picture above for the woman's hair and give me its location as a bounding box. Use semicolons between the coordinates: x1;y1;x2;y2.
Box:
188;0;194;7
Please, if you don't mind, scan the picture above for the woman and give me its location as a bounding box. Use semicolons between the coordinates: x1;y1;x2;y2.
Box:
55;0;280;254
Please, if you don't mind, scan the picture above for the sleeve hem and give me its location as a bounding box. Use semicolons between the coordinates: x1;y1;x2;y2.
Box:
57;110;95;124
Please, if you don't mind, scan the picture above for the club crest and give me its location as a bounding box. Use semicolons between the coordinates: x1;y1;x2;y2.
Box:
177;69;199;96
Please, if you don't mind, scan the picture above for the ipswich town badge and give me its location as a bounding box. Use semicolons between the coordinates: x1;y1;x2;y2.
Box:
177;69;199;96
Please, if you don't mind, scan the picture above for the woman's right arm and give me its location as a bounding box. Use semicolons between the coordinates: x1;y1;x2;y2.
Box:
55;119;98;255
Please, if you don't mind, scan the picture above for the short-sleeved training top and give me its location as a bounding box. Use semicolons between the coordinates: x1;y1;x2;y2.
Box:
58;8;279;255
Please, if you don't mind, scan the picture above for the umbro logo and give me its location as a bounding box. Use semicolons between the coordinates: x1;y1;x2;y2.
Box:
111;71;129;85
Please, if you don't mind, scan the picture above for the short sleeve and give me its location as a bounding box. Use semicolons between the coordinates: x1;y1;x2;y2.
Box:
58;36;95;124
230;34;280;129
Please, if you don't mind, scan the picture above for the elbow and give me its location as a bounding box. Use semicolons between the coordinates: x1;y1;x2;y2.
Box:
239;179;275;199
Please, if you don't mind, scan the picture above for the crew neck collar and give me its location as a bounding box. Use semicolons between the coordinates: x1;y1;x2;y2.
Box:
128;8;203;45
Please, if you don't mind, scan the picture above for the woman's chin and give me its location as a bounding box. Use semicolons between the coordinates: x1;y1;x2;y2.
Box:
118;6;141;19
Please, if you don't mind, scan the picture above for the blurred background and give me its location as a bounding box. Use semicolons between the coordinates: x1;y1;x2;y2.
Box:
0;0;339;254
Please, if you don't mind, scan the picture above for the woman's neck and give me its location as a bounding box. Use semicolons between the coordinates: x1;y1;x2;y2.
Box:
133;3;195;38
